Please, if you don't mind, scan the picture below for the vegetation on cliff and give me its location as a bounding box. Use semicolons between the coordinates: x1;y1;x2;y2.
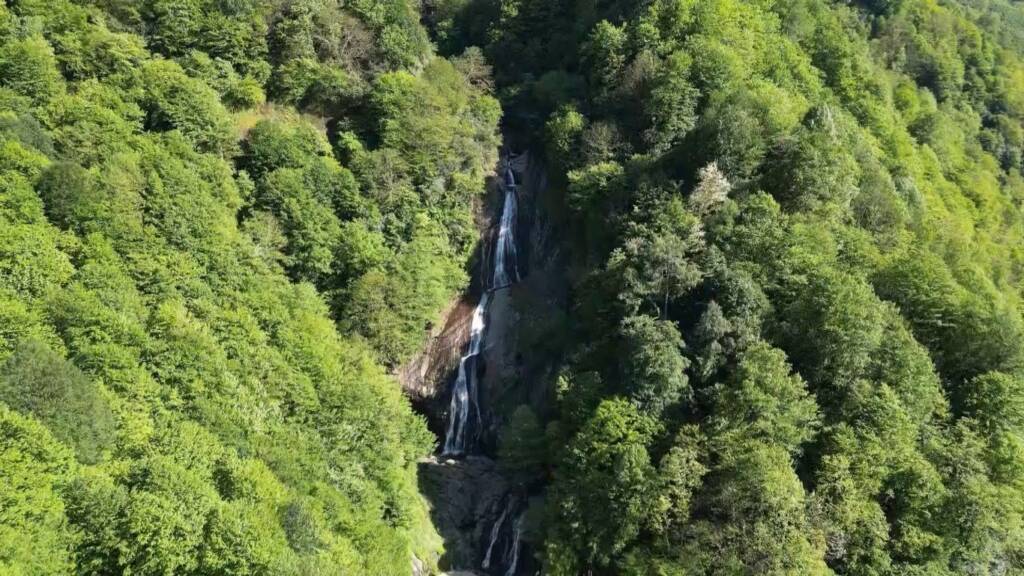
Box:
5;0;1024;574
0;0;497;573
432;0;1024;573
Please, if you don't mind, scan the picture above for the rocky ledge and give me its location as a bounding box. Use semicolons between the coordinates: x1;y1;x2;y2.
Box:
417;455;510;572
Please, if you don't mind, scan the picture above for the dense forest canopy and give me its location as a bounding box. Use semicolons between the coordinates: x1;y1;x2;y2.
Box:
0;0;498;573
426;0;1024;573
4;0;1024;574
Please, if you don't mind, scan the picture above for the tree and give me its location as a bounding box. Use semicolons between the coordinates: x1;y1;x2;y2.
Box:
0;339;114;464
242;119;329;180
868;312;947;427
810;454;893;575
711;341;819;455
935;422;1024;574
693;300;733;382
0;404;76;575
960;372;1024;435
619;314;691;416
566;160;624;214
140;59;237;155
642;51;700;153
695;85;776;182
684;441;830;576
0;35;63;105
550;399;660;568
256;167;343;284
689;161;731;217
499;404;547;485
608;197;704;317
655;425;706;539
873;251;1024;386
545;104;587;171
763;105;860;213
775;268;886;398
582;21;627;101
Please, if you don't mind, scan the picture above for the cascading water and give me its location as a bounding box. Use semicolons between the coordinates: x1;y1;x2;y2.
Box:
492;166;520;289
480;497;526;576
442;154;521;457
502;513;525;576
442;291;490;455
481;499;512;570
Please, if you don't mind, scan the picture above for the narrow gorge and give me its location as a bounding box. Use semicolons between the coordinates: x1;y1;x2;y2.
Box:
403;146;561;576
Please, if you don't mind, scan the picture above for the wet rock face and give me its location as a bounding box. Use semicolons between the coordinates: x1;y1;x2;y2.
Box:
409;149;557;575
401;297;478;440
418;456;509;571
398;166;505;439
400;296;476;399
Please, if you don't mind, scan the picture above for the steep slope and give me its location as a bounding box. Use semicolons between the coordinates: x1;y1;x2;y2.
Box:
0;0;498;574
427;0;1024;573
6;0;1024;574
409;147;561;574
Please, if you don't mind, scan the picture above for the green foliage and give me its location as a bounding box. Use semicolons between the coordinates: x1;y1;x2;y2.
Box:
640;51;700;153
498;404;547;484
440;0;1024;572
684;441;830;576
961;371;1024;434
0;404;76;575
7;0;1024;572
619;315;691;416
550;399;660;568
710;341;819;454
764;105;861;213
141;59;237;155
0;35;64;105
257;166;343;283
0;339;114;464
607;196;704;317
775;268;886;392
0;0;499;572
271;58;357;111
545;103;586;171
341;213;467;366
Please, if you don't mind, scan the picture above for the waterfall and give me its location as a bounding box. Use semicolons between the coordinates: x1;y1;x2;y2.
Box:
481;498;526;576
481;499;512;570
443;291;490;455
502;513;524;576
492;164;520;289
442;154;520;456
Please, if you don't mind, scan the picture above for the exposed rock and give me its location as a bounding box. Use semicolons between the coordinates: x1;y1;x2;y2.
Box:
400;298;474;400
479;151;565;440
398;163;505;439
418;455;509;572
412;555;429;576
409;148;558;575
400;296;478;439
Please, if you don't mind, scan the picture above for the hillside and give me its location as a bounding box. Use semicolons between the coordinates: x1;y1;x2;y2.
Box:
430;0;1024;573
3;0;1024;575
0;0;497;573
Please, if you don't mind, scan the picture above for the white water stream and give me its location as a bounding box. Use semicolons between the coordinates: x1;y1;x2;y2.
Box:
440;155;528;575
492;166;520;289
442;291;490;455
481;499;511;570
442;155;520;457
502;513;524;576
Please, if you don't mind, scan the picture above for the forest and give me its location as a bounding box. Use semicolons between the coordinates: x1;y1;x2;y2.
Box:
2;0;1024;574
